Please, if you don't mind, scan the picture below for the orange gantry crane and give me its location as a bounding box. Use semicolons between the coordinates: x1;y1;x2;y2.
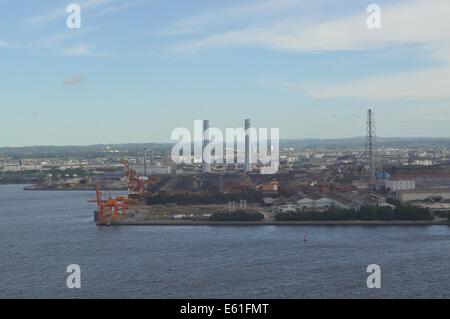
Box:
124;160;146;199
94;183;127;223
123;160;160;199
90;159;162;224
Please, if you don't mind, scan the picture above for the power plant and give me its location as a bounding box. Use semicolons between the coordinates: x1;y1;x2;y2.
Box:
49;109;448;226
200;118;254;174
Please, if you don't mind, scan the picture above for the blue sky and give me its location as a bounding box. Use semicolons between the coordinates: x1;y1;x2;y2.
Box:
1;0;450;146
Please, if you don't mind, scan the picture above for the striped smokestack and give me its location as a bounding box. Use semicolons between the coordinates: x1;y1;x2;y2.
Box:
202;120;211;174
245;119;252;172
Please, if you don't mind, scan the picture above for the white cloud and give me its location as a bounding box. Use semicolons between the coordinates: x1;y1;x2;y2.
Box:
61;44;109;57
23;0;144;57
427;44;450;64
0;39;13;48
64;75;86;85
34;28;96;49
88;0;149;18
173;0;450;53
62;44;93;56
163;0;311;35
292;66;450;100
27;0;115;26
170;0;450;100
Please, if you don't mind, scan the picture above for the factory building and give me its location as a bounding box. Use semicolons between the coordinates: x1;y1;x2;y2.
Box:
277;204;300;213
384;179;416;192
257;181;279;193
1;163;43;172
131;165;172;176
277;197;354;213
396;189;450;202
297;197;348;212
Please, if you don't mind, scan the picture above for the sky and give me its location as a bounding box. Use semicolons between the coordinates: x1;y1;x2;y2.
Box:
1;0;450;146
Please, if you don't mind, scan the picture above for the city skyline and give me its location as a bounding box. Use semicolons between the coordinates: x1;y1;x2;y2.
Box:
2;0;450;147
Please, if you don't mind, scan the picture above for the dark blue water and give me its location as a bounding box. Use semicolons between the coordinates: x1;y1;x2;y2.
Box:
0;184;449;299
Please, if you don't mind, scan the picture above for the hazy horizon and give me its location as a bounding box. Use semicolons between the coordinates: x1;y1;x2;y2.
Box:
3;135;450;149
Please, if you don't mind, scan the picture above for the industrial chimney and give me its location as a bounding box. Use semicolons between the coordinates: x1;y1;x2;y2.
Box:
202;120;211;174
245;119;252;172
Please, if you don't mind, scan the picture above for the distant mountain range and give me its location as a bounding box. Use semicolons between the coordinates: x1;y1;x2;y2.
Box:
1;137;450;158
282;137;450;148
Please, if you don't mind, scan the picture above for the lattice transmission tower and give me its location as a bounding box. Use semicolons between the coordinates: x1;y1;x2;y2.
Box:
361;109;381;186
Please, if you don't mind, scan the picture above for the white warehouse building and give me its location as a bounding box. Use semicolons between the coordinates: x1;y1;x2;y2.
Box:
384;179;416;192
297;197;350;212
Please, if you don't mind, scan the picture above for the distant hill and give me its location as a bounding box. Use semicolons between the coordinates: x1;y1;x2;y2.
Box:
1;138;450;158
281;137;450;148
0;143;171;159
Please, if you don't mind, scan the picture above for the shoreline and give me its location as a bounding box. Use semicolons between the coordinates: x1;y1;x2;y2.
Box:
23;186;126;192
100;220;449;227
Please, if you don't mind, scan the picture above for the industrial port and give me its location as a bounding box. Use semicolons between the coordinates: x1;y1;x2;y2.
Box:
2;110;450;226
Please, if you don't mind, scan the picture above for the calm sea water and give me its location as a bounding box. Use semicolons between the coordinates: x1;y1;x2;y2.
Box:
0;184;449;299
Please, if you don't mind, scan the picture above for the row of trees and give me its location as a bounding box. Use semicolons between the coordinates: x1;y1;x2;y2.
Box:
275;205;433;222
209;210;264;222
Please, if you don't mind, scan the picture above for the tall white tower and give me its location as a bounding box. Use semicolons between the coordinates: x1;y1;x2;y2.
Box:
245;119;252;172
202;120;211;174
